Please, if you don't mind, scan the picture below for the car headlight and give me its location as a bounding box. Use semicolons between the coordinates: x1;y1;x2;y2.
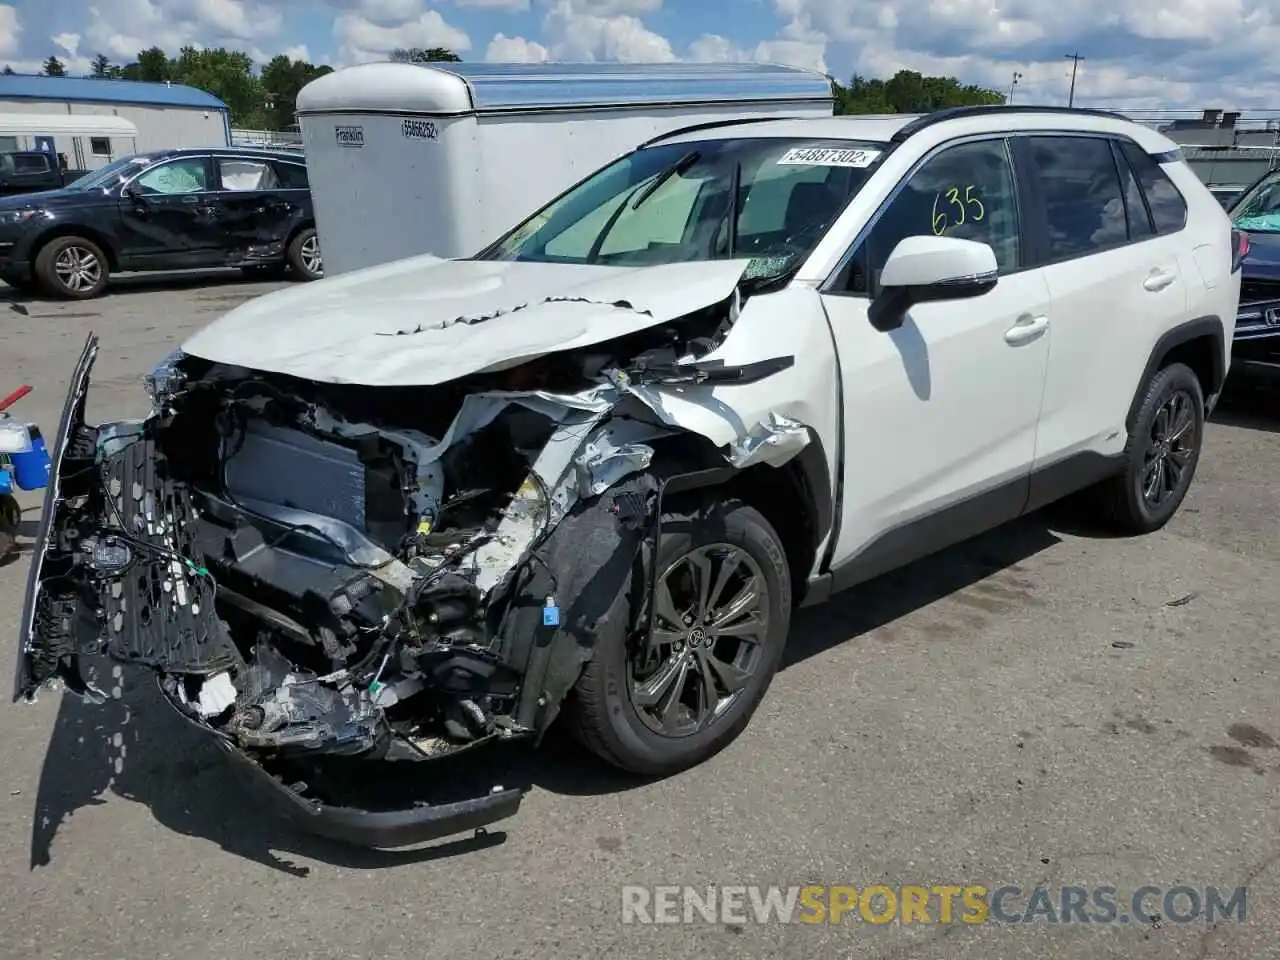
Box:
0;209;41;228
144;348;187;407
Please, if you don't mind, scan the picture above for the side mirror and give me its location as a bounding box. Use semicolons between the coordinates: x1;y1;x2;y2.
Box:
123;184;144;202
868;235;999;332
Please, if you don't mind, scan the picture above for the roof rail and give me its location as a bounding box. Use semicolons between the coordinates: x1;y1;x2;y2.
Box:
638;115;804;148
890;104;1131;143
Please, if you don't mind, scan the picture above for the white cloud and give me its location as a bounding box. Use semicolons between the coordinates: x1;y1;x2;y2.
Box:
690;32;827;73
0;6;18;59
52;32;81;58
486;33;550;61
334;9;472;64
775;0;1280;108
458;0;531;10
190;0;281;39
353;0;425;22
5;0;1280;109
540;0;675;60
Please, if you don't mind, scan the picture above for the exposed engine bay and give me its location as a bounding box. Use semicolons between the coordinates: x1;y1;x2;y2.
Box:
18;278;809;845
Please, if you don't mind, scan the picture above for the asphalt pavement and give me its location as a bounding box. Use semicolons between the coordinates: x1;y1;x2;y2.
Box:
1;272;1278;960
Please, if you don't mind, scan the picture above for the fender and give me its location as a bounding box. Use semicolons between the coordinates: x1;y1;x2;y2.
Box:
1126;315;1227;430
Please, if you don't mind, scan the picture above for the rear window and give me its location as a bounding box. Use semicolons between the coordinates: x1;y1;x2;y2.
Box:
1119;141;1187;233
13;154;50;173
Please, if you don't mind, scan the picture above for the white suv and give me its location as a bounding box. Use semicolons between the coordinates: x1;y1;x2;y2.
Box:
19;106;1241;847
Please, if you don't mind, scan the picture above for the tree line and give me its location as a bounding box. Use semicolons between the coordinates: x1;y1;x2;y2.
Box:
6;45;1002;130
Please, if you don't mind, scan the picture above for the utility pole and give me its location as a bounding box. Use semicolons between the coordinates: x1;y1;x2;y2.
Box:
1008;70;1022;104
1064;52;1084;107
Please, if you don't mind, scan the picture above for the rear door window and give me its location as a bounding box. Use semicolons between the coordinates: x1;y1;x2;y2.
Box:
1023;136;1128;260
217;158;279;191
1119;142;1188;233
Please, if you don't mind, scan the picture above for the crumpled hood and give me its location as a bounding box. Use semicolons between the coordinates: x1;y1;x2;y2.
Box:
181;255;753;386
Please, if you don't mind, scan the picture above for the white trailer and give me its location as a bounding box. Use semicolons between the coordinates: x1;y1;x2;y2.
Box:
296;61;835;276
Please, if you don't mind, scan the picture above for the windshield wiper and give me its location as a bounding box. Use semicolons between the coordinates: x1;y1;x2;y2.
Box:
629;151;700;211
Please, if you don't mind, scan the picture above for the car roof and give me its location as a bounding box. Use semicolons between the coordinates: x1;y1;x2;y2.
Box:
150;146;306;162
651;106;1180;156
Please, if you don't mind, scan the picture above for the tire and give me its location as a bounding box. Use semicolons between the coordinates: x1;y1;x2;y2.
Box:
286;227;323;281
1095;362;1205;534
569;498;792;776
34;236;109;299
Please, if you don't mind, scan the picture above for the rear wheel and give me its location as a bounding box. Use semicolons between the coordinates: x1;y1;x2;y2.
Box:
1095;362;1205;534
35;236;109;299
287;227;323;281
570;498;792;776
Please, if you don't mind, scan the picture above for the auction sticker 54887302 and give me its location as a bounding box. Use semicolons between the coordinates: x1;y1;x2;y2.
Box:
777;146;882;168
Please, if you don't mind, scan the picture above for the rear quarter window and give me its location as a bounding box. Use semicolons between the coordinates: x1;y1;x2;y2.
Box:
274;162;309;189
1119;141;1188;233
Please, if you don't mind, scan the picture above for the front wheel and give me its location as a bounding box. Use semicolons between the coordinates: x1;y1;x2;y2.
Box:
286;227;323;281
569;499;792;776
1095;362;1205;534
34;236;109;299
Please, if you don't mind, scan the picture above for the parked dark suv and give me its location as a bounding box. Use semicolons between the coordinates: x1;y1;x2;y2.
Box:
0;147;320;299
1229;168;1280;367
0;151;73;196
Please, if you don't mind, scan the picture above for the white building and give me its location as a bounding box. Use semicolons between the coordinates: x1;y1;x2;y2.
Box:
0;74;230;170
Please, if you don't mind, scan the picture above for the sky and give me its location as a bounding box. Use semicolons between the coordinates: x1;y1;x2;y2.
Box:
0;0;1273;112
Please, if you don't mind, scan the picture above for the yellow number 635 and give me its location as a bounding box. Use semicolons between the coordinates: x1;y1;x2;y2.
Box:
932;186;986;235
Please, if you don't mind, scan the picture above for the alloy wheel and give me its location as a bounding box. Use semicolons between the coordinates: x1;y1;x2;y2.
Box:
54;245;102;294
300;234;323;276
627;544;770;738
1141;388;1197;508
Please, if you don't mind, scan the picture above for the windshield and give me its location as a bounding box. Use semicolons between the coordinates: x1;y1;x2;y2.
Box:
65;154;157;191
477;137;888;281
1229;171;1280;232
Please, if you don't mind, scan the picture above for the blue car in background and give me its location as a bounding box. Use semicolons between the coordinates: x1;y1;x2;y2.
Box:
1230;169;1280;368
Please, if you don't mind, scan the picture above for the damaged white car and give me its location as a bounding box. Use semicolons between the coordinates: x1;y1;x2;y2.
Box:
17;107;1237;847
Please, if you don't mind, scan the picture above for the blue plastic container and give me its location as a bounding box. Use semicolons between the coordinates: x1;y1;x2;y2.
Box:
11;427;50;490
0;466;13;496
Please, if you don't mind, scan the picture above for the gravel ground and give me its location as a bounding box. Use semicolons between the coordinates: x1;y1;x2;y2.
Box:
1;273;1278;960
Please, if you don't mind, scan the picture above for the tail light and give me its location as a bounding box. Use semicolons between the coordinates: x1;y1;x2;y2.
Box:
1231;229;1250;273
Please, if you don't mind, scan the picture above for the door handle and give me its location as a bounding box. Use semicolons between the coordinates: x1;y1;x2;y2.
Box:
179;195;200;204
1143;269;1176;292
1004;314;1049;345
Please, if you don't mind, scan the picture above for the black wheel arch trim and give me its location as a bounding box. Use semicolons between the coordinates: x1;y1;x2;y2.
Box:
1126;315;1226;432
31;226;119;271
645;426;833;564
